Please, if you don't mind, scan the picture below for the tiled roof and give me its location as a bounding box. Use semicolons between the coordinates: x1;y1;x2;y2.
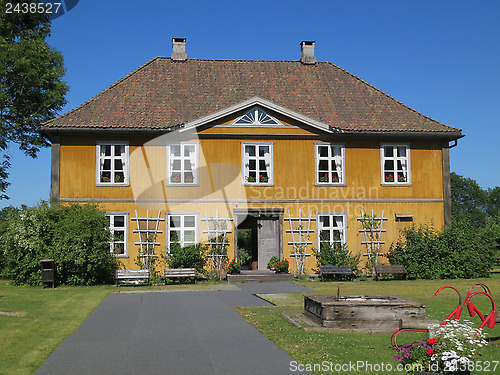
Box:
42;57;461;136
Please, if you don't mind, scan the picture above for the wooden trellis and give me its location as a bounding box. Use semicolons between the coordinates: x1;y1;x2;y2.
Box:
357;209;387;266
133;210;164;269
286;210;314;275
202;210;233;275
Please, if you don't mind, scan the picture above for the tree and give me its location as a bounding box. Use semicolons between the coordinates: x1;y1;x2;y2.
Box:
0;2;68;198
450;172;489;227
487;186;500;218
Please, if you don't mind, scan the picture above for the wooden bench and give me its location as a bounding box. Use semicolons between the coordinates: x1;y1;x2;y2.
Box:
374;265;407;281
319;265;355;281
115;269;151;286
164;268;197;283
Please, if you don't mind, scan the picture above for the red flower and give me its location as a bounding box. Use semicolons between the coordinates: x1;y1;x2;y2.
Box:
426;349;434;355
427;338;438;344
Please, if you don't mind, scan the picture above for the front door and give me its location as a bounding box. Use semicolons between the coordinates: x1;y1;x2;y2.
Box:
257;217;280;270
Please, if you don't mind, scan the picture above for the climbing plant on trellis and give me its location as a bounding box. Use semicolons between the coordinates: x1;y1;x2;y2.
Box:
133;209;164;271
287;210;314;275
357;209;387;274
202;210;232;279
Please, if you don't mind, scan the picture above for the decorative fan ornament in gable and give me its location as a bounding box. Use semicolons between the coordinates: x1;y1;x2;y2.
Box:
231;106;283;126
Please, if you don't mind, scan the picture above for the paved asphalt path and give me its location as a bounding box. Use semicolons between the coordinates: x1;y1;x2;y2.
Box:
37;282;314;375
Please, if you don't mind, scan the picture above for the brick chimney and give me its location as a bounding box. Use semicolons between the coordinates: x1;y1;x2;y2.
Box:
171;38;187;61
300;41;316;65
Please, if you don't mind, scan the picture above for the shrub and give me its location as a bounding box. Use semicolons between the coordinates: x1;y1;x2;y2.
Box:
165;243;207;274
226;258;242;275
1;202;119;285
387;221;494;279
314;243;361;275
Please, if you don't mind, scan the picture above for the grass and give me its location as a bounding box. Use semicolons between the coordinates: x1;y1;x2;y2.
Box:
1;276;499;375
0;281;114;375
0;279;237;375
236;275;500;375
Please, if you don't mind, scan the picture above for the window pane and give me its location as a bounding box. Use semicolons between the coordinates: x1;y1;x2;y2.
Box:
248;171;256;182
259;159;267;171
318;160;328;170
114;243;125;255
103;145;111;156
170;230;181;243
249;159;256;170
384;160;394;171
103;159;111;170
170;145;181;157
184;159;193;171
318;146;328;157
245;145;255;157
319;215;330;228
332;230;341;242
330;160;338;171
114;230;124;241
184;216;196;228
169;216;181;228
114;145;124;156
319;172;329;182
331;146;341;157
172;160;181;170
184;172;194;183
114;216;125;227
384;146;393;157
114;159;123;171
259;146;269;157
100;172;111;182
184;145;195;156
397;146;406;157
184;230;195;242
320;230;330;242
115;172;124;183
259;171;268;183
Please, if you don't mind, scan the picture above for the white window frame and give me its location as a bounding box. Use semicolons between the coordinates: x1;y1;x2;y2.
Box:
107;212;129;258
315;143;345;185
316;212;347;251
380;144;411;186
241;142;274;186
166;213;199;253
166;142;199;186
96;141;129;186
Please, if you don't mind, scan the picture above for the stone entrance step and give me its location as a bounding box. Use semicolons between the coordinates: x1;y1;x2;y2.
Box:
227;271;294;282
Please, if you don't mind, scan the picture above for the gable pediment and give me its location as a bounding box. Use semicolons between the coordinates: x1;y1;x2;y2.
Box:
180;97;333;134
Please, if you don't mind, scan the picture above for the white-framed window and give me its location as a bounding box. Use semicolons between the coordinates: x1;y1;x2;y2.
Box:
96;142;129;185
315;143;345;185
316;213;347;251
107;212;128;257
166;213;198;252
380;144;411;185
166;143;198;185
242;142;273;185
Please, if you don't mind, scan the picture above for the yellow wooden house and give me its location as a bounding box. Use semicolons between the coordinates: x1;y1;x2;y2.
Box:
41;39;462;274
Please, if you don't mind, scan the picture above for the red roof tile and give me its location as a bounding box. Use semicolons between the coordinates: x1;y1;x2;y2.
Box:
42;57;461;136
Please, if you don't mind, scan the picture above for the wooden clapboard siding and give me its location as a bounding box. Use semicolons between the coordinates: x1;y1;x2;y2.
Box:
58;117;447;272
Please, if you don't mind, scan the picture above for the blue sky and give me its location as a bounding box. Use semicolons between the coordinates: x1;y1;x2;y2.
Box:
2;0;499;208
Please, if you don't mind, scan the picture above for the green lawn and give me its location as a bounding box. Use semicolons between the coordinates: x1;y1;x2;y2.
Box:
1;277;499;375
0;281;114;375
237;275;500;375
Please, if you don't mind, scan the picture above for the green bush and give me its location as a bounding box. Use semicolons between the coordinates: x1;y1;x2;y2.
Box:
314;242;361;275
387;221;494;279
1;202;119;285
165;242;207;274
